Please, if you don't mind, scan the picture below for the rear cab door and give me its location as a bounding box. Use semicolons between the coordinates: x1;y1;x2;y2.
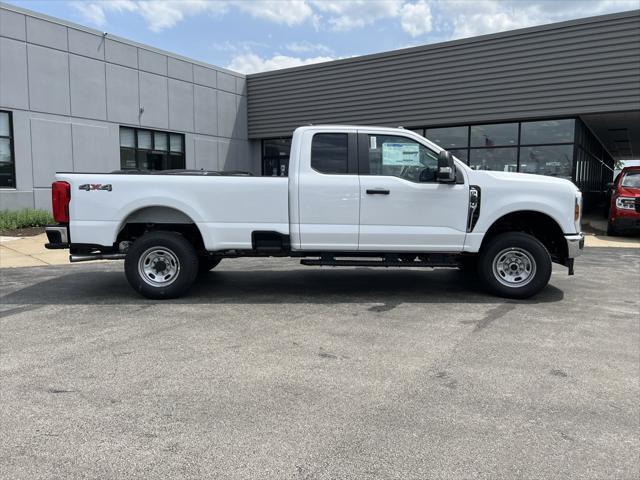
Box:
357;129;469;251
291;127;360;251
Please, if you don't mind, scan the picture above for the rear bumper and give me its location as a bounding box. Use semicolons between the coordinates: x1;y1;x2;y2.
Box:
44;224;69;249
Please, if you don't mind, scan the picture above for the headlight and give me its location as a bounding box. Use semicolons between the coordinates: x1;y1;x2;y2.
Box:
615;197;636;210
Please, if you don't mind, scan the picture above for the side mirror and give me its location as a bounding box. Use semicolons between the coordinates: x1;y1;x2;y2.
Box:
437;150;456;183
606;182;614;189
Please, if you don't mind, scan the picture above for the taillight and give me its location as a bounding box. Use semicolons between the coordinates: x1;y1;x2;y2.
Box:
51;181;70;223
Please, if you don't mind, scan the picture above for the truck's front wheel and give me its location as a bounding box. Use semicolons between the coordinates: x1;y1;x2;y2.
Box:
478;232;552;299
125;231;199;299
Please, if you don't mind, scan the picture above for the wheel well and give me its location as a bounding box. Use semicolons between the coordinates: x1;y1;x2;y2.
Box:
116;207;205;253
481;211;567;262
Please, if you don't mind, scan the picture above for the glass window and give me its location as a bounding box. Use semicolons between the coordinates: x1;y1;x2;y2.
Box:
263;138;292;176
170;134;182;153
311;133;348;174
521;119;574;145
621;171;640;188
154;132;168;151
0;111;14;188
449;149;468;162
470;148;518;172
470;123;518;147
119;127;135;148
426;126;468;149
120;148;136;169
367;134;439;182
119;127;184;171
0;113;10;137
519;145;573;179
137;130;152;150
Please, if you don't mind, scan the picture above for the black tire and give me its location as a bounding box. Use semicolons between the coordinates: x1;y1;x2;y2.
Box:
606;221;617;236
198;256;221;274
125;231;199;299
478;232;552;299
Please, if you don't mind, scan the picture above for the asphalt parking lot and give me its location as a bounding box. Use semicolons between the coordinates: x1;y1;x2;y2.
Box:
1;247;638;480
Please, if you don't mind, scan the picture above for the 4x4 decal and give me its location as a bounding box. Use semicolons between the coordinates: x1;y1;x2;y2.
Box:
79;184;112;192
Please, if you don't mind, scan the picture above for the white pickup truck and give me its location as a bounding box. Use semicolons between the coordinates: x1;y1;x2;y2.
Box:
45;125;584;299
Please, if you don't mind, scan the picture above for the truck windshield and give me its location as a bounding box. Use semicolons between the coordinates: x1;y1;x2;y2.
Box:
621;171;640;188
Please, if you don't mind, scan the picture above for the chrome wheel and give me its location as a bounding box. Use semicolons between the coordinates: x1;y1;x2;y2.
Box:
492;247;536;288
138;247;180;287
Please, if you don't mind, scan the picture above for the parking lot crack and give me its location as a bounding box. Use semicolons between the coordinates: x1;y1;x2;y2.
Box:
473;303;516;332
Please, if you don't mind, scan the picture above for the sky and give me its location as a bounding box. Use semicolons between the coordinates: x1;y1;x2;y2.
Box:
5;0;639;74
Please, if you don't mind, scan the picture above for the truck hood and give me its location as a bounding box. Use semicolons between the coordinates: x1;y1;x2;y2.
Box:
477;170;578;189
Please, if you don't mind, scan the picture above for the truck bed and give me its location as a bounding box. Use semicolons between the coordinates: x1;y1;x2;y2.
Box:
56;172;289;251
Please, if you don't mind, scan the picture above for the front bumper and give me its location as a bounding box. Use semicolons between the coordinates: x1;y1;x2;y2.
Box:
563;233;584;276
565;233;585;258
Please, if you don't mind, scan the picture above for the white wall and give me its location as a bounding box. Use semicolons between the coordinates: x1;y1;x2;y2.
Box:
0;4;251;211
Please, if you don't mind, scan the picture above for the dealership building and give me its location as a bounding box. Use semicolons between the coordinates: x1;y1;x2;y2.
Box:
1;3;639;211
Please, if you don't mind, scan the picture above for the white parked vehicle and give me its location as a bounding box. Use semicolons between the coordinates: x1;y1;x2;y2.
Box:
45;126;584;299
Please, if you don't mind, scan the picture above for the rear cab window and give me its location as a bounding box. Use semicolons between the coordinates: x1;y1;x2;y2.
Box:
311;133;349;174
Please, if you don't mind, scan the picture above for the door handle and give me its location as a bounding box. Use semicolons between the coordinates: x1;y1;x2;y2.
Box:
366;188;390;195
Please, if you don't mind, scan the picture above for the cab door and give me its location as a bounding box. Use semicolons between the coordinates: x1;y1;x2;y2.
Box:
357;131;468;252
295;130;360;251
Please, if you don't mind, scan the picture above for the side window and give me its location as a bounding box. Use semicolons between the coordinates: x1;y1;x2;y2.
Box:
311;133;348;174
366;135;439;182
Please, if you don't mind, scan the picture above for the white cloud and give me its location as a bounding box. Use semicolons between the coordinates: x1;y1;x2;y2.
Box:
212;40;268;53
400;0;432;37
438;0;640;40
71;0;137;28
227;52;337;74
70;0;640;53
311;0;403;31
235;0;313;26
73;0;312;31
72;2;107;27
136;0;228;33
285;41;333;54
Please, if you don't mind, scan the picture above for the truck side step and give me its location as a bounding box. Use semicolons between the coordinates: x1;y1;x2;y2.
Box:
300;254;459;268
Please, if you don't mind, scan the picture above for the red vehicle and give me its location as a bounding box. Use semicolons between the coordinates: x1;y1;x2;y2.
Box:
607;166;640;236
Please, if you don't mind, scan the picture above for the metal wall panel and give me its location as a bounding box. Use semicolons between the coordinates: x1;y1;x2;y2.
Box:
194;85;218;135
68;28;104;60
0;37;28;109
247;11;640;138
0;2;249;210
168;79;194;132
30;118;72;187
105;63;140;125
70;54;107;120
139;71;169;129
27;44;70;115
71;122;118;173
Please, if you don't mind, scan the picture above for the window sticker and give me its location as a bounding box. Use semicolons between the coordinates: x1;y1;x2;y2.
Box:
370;136;377;149
382;143;421;166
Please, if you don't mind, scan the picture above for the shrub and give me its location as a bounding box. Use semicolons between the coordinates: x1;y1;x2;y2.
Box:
0;209;54;231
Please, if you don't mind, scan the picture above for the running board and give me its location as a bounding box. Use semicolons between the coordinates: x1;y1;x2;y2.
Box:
300;254;459;268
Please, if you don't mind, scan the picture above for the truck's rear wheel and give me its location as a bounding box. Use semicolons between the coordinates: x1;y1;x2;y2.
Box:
125;231;199;299
478;232;552;299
